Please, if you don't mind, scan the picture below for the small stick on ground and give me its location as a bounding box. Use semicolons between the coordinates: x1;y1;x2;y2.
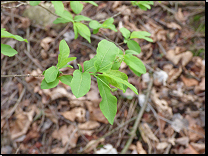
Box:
120;78;153;154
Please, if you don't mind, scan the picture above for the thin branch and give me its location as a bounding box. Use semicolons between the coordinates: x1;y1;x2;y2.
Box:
38;3;59;17
120;78;153;154
1;1;28;8
1;74;44;78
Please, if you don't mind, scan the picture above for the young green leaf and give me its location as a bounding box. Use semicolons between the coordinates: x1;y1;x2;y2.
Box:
74;15;92;22
101;18;117;32
120;27;131;39
71;70;91;98
59;75;73;86
75;22;91;43
125;50;140;55
130;31;153;42
44;66;59;83
59;10;73;22
102;71;138;95
29;1;41;6
83;56;97;73
84;1;98;6
53;17;71;24
51;1;64;16
58;57;76;69
73;23;78;39
1;29;28;42
41;78;59;89
124;54;146;77
127;40;141;54
70;1;83;14
103;70;128;92
1;44;18;57
60;64;73;69
97;76;117;125
94;40;120;72
78;64;83;72
89;20;101;29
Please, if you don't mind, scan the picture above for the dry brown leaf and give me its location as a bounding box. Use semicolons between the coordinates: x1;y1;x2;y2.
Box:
156;142;168;150
83;138;105;153
157;112;166;133
167;67;182;83
40;37;54;51
116;5;131;15
78;121;100;130
52;125;78;147
85;101;108;124
166;22;181;30
51;147;66;154
151;88;173;119
194;77;205;94
79;130;94;136
25;68;42;83
136;141;147;154
139;122;159;142
183;144;199;154
190;142;205;153
112;1;121;9
23;123;40;144
180;75;199;87
61;107;86;123
18;17;31;29
44;108;58;124
175;137;189;146
70;100;84;108
175;8;186;23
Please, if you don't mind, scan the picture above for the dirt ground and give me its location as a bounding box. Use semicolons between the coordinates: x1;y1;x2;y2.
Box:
1;1;205;154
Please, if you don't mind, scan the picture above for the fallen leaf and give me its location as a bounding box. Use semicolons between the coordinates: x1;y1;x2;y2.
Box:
190;142;205;153
175;137;189;146
156;142;168;150
40;37;54;51
83;138;105;153
78;121;100;130
180;75;199;87
194;77;205;94
167;67;182;83
183;144;199;154
166;22;181;30
175;8;186;23
136;141;147;154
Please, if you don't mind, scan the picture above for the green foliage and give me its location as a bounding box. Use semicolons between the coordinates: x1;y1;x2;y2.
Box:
130;31;153;42
127;40;141;54
29;1;41;6
70;1;83;14
89;18;117;34
70;70;91;98
59;75;73;86
131;1;154;11
84;1;98;6
74;22;91;43
41;78;59;89
51;1;64;16
1;28;28;57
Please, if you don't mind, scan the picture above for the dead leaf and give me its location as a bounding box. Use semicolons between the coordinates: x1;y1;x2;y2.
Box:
78;121;100;130
18;17;31;29
180;75;199;87
156;142;168;150
136;141;147;154
83;138;105;153
23;123;40;144
70;100;84;108
168;67;182;83
190;142;205;153
40;37;54;51
175;8;186;23
175;137;189;146
151;88;173;119
157;113;166;134
79;130;94;136
194;77;205;94
51;147;66;154
166;22;181;30
183;144;199;154
44;108;58;124
61;107;86;123
52;125;78;147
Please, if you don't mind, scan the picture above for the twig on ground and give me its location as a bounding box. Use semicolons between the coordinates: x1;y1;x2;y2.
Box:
78;116;137;153
120;78;153;154
38;3;59;17
164;132;177;154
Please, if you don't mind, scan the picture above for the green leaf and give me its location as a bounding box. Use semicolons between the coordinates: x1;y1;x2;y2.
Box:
44;66;59;83
1;29;28;42
127;40;141;54
41;78;59;89
130;31;153;42
102;17;114;26
60;10;73;22
120;27;131;39
73;23;78;39
60;64;73;69
78;64;83;72
101;18;117;32
1;44;18;57
97;76;117;125
103;70;128;92
58;57;76;69
29;1;41;6
125;50;139;55
94;40;119;72
124;54;146;76
93;28;99;34
70;1;83;14
74;15;92;22
59;75;73;86
84;1;98;6
51;1;64;16
89;20;101;29
101;71;138;95
83;56;97;73
53;17;70;24
75;22;91;43
71;70;91;98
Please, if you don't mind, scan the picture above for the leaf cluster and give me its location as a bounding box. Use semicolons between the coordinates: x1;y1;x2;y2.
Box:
131;1;154;11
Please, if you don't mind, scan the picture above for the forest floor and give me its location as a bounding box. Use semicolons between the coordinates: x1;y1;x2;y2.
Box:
1;1;205;154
